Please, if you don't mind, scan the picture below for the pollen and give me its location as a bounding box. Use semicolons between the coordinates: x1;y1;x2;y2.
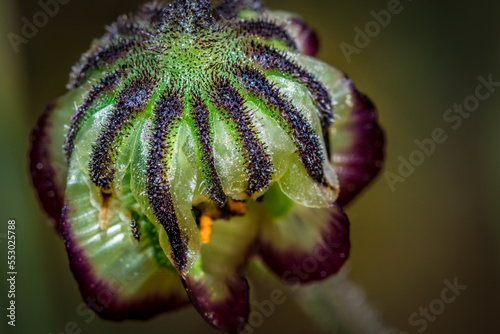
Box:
228;199;248;216
199;214;213;244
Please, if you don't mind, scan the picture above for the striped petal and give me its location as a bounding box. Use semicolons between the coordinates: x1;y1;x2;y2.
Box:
293;54;385;206
238;9;320;56
130;117;202;275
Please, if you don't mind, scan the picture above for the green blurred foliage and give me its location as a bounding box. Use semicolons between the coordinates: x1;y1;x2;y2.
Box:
1;0;499;333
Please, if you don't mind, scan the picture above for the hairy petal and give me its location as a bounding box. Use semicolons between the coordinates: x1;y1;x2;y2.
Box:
131;119;202;275
292;53;385;206
238;9;320;56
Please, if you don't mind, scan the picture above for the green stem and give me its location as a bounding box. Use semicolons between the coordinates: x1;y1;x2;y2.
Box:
295;267;398;334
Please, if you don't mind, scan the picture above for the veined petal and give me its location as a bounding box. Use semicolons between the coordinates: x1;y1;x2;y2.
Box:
292;54;386;206
62;158;189;320
258;184;350;283
61;206;189;320
29;90;84;231
182;204;260;333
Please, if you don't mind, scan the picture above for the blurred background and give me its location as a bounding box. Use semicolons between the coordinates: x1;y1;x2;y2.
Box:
1;0;499;333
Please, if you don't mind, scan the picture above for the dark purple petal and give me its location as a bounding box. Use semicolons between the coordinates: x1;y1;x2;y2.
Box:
259;203;350;283
183;275;250;334
289;17;320;56
332;78;386;206
29;101;66;231
60;204;189;320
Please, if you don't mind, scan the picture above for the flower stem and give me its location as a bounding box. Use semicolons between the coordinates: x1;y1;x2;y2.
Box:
295;267;399;334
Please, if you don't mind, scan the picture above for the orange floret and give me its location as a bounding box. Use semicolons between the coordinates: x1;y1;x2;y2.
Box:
199;214;213;244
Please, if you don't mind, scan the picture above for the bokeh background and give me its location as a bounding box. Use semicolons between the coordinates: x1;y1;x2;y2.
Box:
1;0;499;333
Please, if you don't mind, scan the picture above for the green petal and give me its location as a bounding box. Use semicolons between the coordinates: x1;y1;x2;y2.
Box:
29;89;86;230
130;119;201;274
293;53;385;205
63;122;189;318
266;74;339;207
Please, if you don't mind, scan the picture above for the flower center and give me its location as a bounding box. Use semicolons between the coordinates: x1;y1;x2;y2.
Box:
193;199;249;243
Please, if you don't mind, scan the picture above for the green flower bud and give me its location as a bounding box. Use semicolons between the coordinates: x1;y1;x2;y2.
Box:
29;1;385;332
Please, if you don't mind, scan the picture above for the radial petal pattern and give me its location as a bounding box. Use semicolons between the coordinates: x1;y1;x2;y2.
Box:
29;0;385;332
